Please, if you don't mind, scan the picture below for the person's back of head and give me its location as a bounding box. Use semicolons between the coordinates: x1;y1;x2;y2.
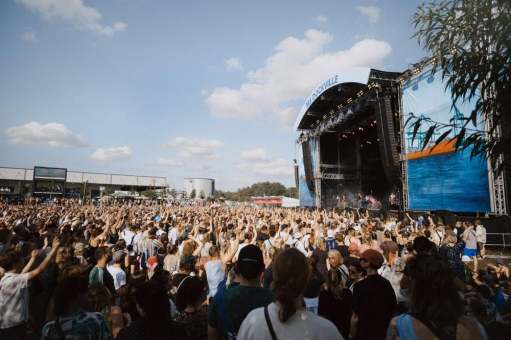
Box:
413;236;432;254
236;244;265;281
87;283;111;313
326;269;344;299
135;281;171;333
176;276;204;312
53;276;89;317
406;255;463;323
271;248;309;323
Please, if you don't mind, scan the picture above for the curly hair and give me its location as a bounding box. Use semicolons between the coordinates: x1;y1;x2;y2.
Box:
407;255;464;323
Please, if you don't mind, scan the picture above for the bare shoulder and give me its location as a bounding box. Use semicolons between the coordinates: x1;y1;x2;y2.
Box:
386;316;400;340
458;316;484;340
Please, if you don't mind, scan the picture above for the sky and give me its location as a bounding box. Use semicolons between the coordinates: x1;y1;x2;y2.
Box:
0;0;428;191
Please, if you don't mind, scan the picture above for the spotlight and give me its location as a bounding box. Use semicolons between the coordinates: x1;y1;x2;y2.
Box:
338;104;343;109
374;120;377;124
347;98;352;103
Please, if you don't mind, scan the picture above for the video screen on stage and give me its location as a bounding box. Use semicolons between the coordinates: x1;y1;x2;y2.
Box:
34;167;67;180
402;69;491;212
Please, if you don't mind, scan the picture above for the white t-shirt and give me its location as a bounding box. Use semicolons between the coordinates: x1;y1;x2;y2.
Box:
107;266;126;290
238;302;341;340
0;273;29;329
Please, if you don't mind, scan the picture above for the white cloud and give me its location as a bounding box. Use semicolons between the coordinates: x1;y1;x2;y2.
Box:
314;15;328;23
161;137;224;159
239;148;293;177
205;30;391;130
252;158;293;176
90;146;132;162
356;6;381;24
21;30;38;42
225;58;243;71
191;165;220;173
241;148;276;161
151;158;183;167
4;122;88;148
16;0;127;36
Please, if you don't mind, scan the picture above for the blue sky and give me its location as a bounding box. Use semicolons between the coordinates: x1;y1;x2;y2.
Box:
0;0;427;191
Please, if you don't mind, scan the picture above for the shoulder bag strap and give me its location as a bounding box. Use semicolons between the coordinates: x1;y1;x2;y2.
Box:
54;318;67;340
218;288;233;334
410;313;445;340
264;306;278;340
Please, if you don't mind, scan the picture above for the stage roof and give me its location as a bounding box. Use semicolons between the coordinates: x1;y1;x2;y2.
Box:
293;67;401;132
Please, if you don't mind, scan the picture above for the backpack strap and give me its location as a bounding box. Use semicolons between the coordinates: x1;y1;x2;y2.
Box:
54;318;67;340
218;288;233;335
264;306;278;340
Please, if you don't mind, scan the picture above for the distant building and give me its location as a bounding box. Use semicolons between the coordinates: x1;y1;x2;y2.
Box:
252;196;300;208
0;166;166;198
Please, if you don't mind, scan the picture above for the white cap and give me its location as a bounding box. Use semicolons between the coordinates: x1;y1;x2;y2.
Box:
293;232;303;239
327;230;334;237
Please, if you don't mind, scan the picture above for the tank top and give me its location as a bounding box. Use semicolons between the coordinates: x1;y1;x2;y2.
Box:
206;260;225;298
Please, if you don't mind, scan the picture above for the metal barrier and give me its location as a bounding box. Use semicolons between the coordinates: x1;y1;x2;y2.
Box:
485;233;511;254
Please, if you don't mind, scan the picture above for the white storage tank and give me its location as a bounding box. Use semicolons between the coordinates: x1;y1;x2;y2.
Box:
184;178;215;198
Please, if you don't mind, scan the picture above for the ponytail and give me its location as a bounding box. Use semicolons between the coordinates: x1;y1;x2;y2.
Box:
270;248;309;323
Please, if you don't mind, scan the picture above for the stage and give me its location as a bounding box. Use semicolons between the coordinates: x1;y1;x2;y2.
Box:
293;65;509;217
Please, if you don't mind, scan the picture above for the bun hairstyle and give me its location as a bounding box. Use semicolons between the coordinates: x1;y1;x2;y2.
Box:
271;248;309;323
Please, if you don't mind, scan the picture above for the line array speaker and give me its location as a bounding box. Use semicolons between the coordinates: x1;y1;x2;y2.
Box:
294;165;299;188
375;95;401;187
302;141;315;192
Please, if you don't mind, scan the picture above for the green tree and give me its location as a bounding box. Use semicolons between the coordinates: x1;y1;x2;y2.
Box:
410;0;511;174
141;190;156;199
190;189;197;199
199;190;206;199
169;188;178;199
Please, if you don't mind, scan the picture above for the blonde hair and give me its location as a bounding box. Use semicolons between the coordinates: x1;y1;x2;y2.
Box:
327;249;342;267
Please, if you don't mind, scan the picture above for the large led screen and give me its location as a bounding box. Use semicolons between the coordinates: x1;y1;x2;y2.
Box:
299;138;316;207
402;69;491;212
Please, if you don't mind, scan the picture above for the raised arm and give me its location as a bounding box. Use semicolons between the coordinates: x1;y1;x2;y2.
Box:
27;238;60;281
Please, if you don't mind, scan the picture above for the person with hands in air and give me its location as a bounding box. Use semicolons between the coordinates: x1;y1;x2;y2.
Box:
0;238;60;340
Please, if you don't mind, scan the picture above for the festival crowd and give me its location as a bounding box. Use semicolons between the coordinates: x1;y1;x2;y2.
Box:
0;200;510;340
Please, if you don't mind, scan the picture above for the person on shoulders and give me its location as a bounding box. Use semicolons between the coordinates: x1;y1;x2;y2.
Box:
238;248;341;340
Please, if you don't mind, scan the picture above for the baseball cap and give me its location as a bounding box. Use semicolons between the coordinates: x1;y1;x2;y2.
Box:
359;249;384;268
73;243;88;251
327;230;334;238
146;256;158;270
496;258;504;265
112;250;126;263
237;245;264;279
293;232;303;239
180;254;198;266
155;216;162;223
348;242;359;252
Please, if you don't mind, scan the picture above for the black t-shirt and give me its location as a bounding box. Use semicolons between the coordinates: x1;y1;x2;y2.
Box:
303;270;325;298
351;275;397;340
263;265;274;289
318;288;352;339
256;233;270;242
335;245;350;258
312;248;328;265
172;273;189;289
116;317;187;340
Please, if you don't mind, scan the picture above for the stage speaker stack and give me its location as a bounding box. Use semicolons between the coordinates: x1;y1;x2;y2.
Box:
302;141;315;192
294;165;299;188
375;95;401;187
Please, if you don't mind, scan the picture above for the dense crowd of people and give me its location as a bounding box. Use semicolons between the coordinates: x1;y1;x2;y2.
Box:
0;200;510;339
